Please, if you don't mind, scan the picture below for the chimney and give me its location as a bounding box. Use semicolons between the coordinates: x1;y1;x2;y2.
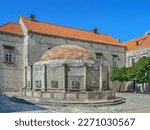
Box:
28;14;35;21
145;30;150;35
92;28;98;33
116;38;121;42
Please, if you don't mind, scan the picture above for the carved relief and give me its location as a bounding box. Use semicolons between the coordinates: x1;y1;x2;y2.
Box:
90;81;99;89
51;81;58;88
35;81;42;88
72;81;80;89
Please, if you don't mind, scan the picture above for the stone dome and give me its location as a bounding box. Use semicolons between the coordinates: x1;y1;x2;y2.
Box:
40;45;93;61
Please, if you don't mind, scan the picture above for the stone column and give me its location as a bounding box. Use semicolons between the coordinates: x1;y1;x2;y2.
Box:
30;65;33;90
63;64;67;91
24;66;27;89
83;64;87;91
107;65;110;90
43;64;47;91
99;64;103;91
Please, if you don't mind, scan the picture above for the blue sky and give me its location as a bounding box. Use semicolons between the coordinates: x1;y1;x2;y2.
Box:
0;0;150;42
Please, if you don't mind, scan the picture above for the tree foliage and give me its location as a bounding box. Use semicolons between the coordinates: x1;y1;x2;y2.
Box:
110;67;129;91
110;57;150;91
128;57;150;83
110;67;129;82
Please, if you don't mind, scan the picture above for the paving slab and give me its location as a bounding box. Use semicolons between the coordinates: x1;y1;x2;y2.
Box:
0;92;150;113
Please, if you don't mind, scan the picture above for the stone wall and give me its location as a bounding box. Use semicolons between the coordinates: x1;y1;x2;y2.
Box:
24;33;126;90
26;33;126;67
126;46;150;67
21;90;116;101
25;60;108;92
0;33;23;91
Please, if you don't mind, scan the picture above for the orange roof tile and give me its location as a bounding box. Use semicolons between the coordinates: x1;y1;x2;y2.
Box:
20;16;121;45
123;35;150;51
0;22;23;36
40;45;93;61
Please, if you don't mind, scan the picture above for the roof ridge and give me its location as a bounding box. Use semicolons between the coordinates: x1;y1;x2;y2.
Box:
21;16;116;38
0;22;19;27
20;15;32;30
123;34;150;51
126;45;150;52
123;35;148;44
20;15;120;45
0;21;23;36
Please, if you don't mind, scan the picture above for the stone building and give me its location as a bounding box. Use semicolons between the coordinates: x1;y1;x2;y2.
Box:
124;32;150;92
0;22;24;91
0;15;126;92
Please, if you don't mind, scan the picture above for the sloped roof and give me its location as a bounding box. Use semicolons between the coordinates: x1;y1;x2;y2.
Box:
40;45;93;61
20;16;121;46
123;35;150;51
0;22;23;36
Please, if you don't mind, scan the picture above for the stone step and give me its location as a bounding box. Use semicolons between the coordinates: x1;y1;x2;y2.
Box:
9;95;126;107
37;97;125;107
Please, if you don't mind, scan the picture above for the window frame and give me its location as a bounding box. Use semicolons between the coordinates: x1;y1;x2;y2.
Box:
95;52;103;62
136;39;144;46
3;45;15;63
130;57;136;66
112;55;118;68
141;54;147;59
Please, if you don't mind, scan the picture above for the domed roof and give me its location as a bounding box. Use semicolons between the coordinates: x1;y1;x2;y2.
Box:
40;45;93;61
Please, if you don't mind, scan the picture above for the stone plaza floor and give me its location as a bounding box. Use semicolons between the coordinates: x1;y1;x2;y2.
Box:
0;92;150;113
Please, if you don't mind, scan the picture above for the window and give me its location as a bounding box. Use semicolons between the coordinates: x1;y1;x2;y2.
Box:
95;53;103;62
136;39;144;46
142;55;147;59
112;55;118;68
141;54;147;59
130;57;135;66
3;46;15;63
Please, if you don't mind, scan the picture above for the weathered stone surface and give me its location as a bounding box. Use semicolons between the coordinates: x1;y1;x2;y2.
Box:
0;33;23;91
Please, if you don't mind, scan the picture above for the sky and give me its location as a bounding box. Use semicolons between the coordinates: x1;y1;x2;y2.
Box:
0;0;150;42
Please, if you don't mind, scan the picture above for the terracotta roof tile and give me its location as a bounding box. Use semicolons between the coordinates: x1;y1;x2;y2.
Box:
40;45;93;60
20;16;121;45
123;35;150;51
0;22;23;36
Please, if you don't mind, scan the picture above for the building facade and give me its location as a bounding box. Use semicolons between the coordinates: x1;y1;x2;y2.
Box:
124;33;150;92
0;15;130;92
0;23;24;91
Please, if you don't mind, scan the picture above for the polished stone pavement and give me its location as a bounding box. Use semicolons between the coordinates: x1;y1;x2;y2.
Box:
0;92;150;113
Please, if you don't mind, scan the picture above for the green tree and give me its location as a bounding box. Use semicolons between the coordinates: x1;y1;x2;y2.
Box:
111;57;150;92
110;67;129;91
128;57;150;92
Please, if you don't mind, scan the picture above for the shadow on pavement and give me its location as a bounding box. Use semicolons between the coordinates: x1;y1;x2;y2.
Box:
0;93;47;113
